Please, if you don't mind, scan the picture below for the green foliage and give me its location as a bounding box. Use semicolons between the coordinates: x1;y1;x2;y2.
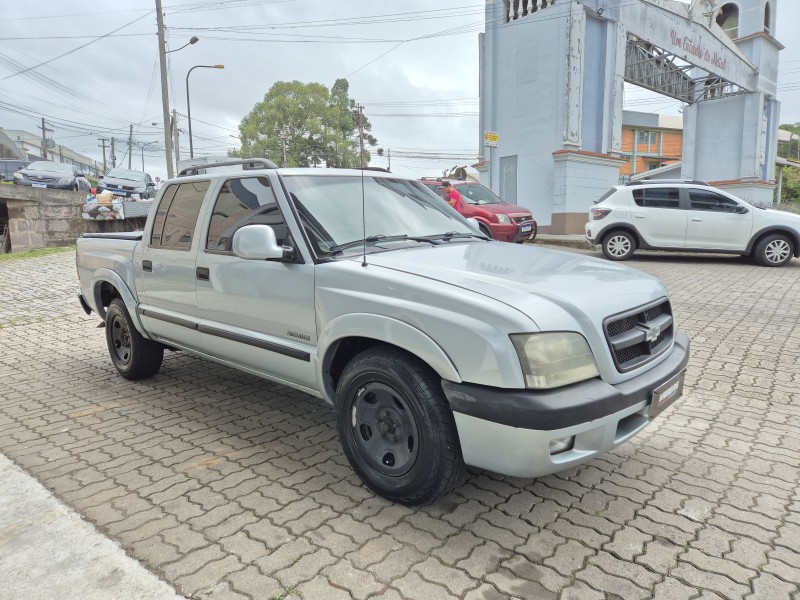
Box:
778;165;800;204
231;79;377;168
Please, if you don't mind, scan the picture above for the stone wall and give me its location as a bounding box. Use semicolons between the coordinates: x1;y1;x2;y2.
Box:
0;186;146;253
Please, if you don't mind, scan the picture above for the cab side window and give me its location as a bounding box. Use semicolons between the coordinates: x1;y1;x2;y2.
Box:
206;176;288;252
632;188;681;209
688;190;739;213
150;181;209;250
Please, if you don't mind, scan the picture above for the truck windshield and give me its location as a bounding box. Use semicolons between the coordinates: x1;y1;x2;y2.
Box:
283;175;476;256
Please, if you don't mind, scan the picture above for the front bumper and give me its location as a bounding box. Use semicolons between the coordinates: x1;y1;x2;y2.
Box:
14;180;72;190
442;330;690;478
488;220;537;243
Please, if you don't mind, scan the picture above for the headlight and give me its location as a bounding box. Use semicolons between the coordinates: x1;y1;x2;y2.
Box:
496;214;511;224
510;332;600;389
12;171;23;180
57;178;72;185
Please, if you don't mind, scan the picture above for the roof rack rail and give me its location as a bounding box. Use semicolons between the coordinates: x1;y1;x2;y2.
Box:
420;177;443;181
354;166;391;173
177;158;278;177
625;179;710;187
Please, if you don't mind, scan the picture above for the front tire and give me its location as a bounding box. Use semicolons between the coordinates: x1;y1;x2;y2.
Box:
335;346;465;505
754;234;794;267
602;230;636;261
105;298;164;379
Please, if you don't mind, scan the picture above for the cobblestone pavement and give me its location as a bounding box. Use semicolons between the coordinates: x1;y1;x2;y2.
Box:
1;249;799;600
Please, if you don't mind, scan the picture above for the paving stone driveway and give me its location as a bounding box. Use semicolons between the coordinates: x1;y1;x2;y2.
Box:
1;248;799;600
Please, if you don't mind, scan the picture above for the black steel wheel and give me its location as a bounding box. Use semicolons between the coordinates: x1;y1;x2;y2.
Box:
754;234;794;267
105;298;164;380
602;229;636;261
336;346;465;505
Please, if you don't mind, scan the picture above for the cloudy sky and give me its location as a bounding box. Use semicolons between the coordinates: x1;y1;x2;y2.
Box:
1;0;798;180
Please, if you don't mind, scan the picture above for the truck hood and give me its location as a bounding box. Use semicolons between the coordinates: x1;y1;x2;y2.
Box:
365;242;668;330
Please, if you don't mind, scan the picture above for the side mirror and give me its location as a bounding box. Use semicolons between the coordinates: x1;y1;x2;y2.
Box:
147;181;156;187
76;172;86;178
466;217;483;233
734;205;749;214
232;225;289;261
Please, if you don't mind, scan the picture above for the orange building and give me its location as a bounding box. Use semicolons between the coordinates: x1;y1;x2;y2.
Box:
619;111;683;181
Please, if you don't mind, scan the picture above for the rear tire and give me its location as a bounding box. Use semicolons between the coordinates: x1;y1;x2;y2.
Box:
105;298;164;380
335;346;465;505
602;230;636;261
754;234;794;267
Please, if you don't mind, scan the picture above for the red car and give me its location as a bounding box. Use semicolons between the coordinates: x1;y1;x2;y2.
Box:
420;178;537;243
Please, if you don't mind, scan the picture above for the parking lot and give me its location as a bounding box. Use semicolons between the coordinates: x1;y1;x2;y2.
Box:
1;247;799;600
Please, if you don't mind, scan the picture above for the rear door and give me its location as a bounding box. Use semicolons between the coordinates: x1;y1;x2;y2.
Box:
630;187;687;248
684;188;753;250
137;179;210;348
193;174;316;389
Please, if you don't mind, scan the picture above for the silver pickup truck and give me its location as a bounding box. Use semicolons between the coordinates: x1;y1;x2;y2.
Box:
76;159;690;505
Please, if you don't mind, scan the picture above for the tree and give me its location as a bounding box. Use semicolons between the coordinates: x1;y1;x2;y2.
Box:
231;79;377;168
778;123;800;162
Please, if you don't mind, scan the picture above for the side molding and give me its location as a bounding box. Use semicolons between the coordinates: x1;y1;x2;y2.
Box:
316;313;462;403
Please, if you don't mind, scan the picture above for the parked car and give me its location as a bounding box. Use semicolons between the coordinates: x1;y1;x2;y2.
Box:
96;168;156;199
420;178;537;243
77;159;689;505
0;159;29;184
12;160;91;191
586;180;800;267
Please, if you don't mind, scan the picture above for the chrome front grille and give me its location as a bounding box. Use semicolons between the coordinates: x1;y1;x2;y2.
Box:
513;215;532;224
604;299;674;372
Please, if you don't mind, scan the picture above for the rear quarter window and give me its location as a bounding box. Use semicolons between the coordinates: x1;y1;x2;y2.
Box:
632;188;681;209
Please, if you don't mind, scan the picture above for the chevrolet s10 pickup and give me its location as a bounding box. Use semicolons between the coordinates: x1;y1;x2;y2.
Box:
76;159;689;505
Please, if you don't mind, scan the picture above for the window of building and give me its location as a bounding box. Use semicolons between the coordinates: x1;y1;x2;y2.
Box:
688;190;740;213
205;176;287;252
716;3;739;38
632;188;681;209
636;130;659;153
150;181;209;250
764;2;771;34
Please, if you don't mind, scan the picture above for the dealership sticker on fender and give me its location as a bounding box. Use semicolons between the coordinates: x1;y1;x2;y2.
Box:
650;369;685;418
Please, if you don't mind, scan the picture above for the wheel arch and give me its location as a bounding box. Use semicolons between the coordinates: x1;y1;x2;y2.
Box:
317;314;462;405
90;269;149;337
598;224;642;249
746;227;800;258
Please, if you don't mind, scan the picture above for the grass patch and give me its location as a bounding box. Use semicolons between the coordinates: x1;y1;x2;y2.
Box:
0;245;75;263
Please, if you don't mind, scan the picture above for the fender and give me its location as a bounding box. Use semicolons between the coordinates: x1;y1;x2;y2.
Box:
90;269;150;338
746;225;800;257
316;313;462;404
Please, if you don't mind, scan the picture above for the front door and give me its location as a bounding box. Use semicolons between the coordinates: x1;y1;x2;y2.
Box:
194;175;316;390
684;189;753;251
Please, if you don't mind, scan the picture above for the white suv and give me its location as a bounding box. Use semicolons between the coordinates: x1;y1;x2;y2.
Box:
585;181;800;267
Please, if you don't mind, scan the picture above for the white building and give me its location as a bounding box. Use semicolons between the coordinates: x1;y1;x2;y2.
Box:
0;128;102;177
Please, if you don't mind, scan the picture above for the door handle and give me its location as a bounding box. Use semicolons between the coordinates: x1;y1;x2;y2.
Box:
634;214;646;219
196;267;210;281
691;217;703;222
142;260;152;272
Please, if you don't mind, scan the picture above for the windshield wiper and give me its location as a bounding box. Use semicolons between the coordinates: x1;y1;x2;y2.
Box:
432;231;490;241
328;234;438;254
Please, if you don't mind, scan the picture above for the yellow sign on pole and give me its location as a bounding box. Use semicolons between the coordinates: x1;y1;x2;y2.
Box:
484;131;499;148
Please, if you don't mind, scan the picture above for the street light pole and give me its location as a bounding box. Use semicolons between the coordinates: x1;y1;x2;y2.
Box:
186;64;224;159
140;141;159;171
155;0;174;179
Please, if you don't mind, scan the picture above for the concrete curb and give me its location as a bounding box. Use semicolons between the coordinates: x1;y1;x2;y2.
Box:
0;453;184;600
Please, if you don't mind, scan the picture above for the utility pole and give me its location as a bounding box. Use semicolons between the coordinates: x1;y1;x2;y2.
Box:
275;126;288;167
98;137;109;173
172;109;181;169
111;138;117;168
38;118;52;160
156;0;174;178
357;104;365;168
128;124;133;169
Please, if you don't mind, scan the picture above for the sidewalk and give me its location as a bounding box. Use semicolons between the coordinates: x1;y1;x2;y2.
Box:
0;453;183;600
531;233;593;249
